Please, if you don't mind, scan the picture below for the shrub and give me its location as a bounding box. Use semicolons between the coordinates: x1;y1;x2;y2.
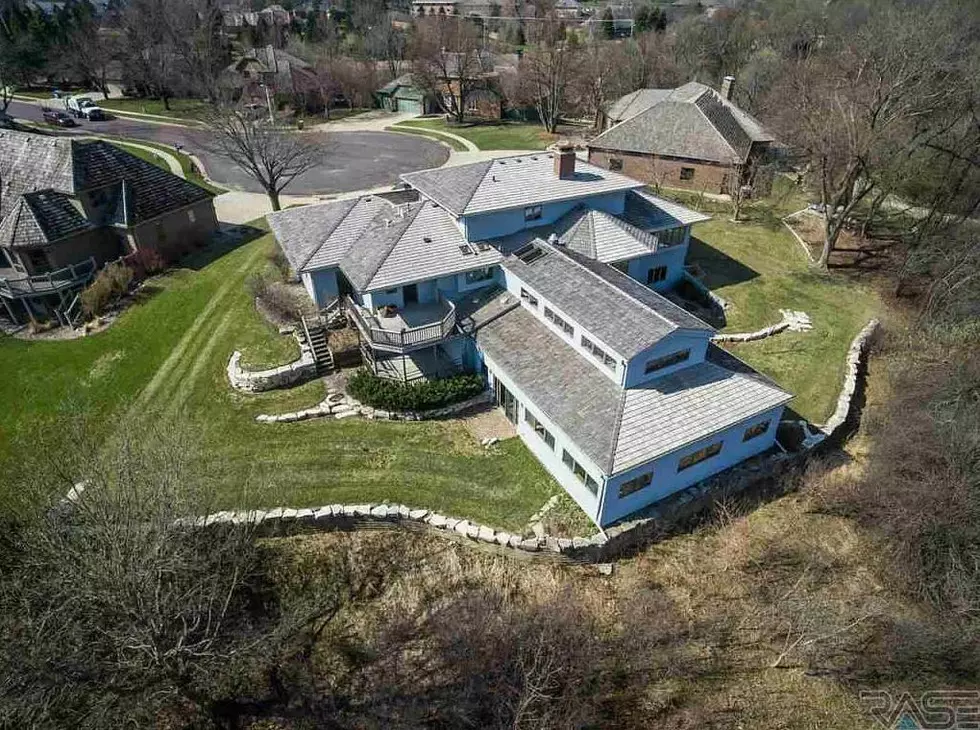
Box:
347;370;485;412
267;247;292;281
246;272;303;322
126;248;168;278
80;263;134;317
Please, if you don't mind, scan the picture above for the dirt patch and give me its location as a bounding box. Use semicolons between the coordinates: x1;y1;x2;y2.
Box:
447;403;516;443
787;212;903;277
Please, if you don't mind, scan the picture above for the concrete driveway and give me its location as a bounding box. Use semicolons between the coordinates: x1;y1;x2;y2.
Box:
6;101;449;196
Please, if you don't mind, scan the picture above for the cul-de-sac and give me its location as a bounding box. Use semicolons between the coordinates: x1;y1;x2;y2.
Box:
1;1;976;726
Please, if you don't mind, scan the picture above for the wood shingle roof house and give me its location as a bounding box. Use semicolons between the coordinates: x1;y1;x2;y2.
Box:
0;130;217;325
268;148;791;528
589;79;775;195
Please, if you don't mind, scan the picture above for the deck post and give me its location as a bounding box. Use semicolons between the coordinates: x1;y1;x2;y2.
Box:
401;352;407;383
0;295;17;324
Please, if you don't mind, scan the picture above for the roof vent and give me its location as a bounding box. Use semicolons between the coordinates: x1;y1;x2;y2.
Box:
423;236;432;243
548;233;561;246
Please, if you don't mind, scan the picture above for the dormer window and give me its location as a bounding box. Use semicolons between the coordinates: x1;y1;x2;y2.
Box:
524;205;542;221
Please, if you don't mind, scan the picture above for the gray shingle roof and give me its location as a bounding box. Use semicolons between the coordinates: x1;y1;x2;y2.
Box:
267;198;359;271
475;304;792;475
623;189;712;229
557;205;659;262
592;82;774;164
367;200;502;290
339;202;424;290
401;153;642;216
556;246;714;334
475;304;624;472
499;238;712;358
612;345;792;473
305;197;392;272
0;131;214;233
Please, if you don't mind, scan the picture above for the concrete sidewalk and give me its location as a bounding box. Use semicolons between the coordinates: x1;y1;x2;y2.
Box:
307;109;419;133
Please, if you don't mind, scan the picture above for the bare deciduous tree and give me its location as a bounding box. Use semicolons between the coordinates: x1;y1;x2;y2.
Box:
409;15;485;123
515;16;580;134
204;108;326;210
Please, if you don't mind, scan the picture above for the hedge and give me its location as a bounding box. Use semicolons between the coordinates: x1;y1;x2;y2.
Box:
347;369;485;412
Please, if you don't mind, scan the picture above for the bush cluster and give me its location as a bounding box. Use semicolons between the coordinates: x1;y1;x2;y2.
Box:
80;262;134;317
246;272;303;322
347;369;485;412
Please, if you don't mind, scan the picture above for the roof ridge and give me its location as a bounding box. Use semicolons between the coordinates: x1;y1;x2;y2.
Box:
298;197;362;271
690;89;740;160
18;193;49;241
355;201;426;289
547;242;681;333
607;387;630;476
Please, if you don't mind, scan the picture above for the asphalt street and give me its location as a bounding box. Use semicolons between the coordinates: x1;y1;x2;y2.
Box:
6;100;450;195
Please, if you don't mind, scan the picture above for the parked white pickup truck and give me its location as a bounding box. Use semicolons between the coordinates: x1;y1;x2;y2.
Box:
65;96;106;121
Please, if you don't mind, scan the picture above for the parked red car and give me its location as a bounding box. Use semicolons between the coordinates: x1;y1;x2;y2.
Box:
42;108;77;127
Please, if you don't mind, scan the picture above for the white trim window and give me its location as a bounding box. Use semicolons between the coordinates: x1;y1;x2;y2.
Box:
562;449;599;494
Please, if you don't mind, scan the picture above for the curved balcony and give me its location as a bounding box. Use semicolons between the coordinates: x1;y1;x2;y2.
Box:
0;257;97;299
345;296;457;353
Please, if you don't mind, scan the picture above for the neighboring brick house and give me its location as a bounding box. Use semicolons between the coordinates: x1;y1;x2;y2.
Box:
589;79;775;195
0;130;217;325
224;45;322;112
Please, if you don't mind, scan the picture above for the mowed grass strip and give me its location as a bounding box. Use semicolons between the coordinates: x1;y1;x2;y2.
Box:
395;118;557;150
0;229;559;529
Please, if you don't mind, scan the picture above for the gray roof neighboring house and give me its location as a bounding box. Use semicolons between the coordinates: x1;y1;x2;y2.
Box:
475;302;791;475
0;130;214;249
0;191;94;249
401;153;643;216
499;237;712;359
593;81;774;164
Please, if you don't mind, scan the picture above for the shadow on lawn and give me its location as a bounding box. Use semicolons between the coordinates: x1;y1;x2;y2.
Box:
178;224;265;271
687;237;760;289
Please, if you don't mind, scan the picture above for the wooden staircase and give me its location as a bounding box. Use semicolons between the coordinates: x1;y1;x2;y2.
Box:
302;316;334;374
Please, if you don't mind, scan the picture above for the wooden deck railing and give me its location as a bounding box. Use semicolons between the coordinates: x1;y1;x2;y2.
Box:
0;257;97;298
345;296;457;352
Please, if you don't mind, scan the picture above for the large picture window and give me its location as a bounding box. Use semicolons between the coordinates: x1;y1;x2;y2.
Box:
677;442;722;471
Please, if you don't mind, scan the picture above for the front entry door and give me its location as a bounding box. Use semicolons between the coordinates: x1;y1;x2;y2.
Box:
403;283;418;304
495;379;519;424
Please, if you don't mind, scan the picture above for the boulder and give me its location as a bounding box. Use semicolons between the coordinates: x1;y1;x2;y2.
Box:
477;525;496;543
427;513;447;528
409;509;430;520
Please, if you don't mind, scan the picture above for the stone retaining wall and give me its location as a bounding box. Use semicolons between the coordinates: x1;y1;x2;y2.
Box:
227;337;317;393
821;318;880;437
256;389;494;424
712;310;812;343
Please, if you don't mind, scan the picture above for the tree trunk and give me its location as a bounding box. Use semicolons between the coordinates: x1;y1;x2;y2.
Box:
267;189;281;212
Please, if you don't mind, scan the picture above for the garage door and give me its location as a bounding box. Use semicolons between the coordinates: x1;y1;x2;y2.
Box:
397;97;423;115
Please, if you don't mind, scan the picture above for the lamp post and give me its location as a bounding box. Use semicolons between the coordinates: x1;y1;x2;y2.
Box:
260;82;275;124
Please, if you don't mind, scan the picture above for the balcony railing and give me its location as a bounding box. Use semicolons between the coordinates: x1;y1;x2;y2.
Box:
0;257;97;299
345;296;457;353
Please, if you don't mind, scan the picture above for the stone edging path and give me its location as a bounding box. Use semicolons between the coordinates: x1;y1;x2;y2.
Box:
713;310;812;343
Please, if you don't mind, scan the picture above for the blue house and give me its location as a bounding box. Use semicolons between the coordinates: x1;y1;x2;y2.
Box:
268;147;792;527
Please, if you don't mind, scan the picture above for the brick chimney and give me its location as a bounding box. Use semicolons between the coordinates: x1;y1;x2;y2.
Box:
721;75;735;101
554;142;576;179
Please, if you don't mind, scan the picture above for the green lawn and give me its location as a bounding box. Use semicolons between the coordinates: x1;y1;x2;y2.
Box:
683;196;879;424
0;229;560;529
99;97;211;121
385;125;469;152
396;118;557;150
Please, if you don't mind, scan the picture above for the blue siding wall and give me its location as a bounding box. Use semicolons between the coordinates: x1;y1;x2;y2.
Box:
461;191;627;241
619;242;689;292
303;269;339;308
624;330;713;388
598;405;785;525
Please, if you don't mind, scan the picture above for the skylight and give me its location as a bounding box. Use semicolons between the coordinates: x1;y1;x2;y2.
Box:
513;243;547;264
